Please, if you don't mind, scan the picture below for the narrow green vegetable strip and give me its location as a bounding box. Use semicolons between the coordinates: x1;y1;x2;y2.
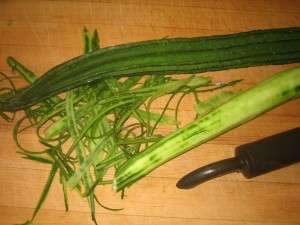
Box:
59;170;69;212
7;56;37;83
2;27;300;111
0;111;14;122
83;27;92;54
133;109;177;125
31;163;58;221
113;66;300;191
91;29;100;50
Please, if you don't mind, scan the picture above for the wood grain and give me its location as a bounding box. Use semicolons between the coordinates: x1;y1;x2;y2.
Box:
0;1;300;225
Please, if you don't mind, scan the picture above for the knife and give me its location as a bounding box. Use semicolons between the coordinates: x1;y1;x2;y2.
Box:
177;127;300;189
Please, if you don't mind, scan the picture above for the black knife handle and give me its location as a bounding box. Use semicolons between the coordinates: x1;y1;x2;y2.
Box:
236;127;300;178
176;157;243;189
177;127;300;189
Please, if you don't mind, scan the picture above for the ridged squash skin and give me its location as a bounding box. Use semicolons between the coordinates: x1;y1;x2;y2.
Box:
1;27;300;111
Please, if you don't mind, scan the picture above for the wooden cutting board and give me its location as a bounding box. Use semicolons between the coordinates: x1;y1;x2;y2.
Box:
0;1;300;225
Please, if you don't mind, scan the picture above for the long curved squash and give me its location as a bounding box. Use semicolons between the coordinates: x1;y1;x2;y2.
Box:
1;27;300;111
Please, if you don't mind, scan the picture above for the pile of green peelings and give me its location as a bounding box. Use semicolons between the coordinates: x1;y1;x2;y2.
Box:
0;28;239;225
